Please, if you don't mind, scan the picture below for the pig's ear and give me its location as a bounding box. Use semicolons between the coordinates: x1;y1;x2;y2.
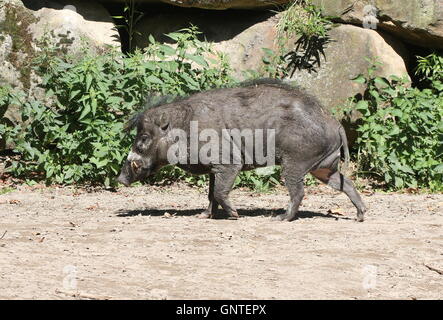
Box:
155;112;170;132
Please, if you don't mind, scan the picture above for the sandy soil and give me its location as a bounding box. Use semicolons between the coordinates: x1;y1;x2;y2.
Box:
0;183;442;300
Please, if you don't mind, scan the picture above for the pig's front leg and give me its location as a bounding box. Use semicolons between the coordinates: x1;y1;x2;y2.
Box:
197;174;219;219
212;165;241;219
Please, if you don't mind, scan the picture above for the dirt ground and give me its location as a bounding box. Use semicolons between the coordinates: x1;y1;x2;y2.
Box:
0;183;442;300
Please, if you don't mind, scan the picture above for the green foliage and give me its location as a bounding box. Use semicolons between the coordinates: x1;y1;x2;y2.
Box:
235;166;282;192
0;85;11;149
0;86;10;116
0;186;15;195
415;52;443;89
339;61;443;191
0;27;234;187
277;0;332;41
143;26;234;92
112;0;144;53
150;165;283;193
265;0;333;77
260;47;291;79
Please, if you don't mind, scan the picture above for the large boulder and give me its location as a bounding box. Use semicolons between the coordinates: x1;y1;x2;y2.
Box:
29;0;120;51
133;10;278;73
288;24;410;114
0;0;38;90
311;0;443;49
133;9;276;44
0;0;119;90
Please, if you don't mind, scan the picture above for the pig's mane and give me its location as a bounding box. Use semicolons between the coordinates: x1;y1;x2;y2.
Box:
237;78;296;91
125;78;297;132
124;94;185;132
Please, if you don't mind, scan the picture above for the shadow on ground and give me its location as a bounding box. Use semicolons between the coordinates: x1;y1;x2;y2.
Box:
116;208;351;220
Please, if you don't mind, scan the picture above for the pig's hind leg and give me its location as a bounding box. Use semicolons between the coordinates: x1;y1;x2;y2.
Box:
310;153;366;222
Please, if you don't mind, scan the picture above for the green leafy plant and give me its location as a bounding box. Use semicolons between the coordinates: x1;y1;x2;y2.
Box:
142;26;234;94
0;186;15;195
415;52;443;90
0;85;11;149
112;0;144;53
266;0;333;77
0;86;10;116
0;27;234;187
234;166;281;192
339;61;443;191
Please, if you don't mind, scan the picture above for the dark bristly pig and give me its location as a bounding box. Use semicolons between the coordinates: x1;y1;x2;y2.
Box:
117;79;367;222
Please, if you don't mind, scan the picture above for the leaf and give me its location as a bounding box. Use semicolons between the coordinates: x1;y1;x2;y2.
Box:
390;109;403;118
64;168;75;179
374;77;390;87
143;61;156;71
86;74;93;91
91;98;97;116
185;54;209;68
355;100;369;111
165;32;182;41
159;44;176;56
352;74;366;84
69;90;81;100
146;75;163;85
78;103;91;121
148;34;156;44
46;166;54;178
327;208;345;216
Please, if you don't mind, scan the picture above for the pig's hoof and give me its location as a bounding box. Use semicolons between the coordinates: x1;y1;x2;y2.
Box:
196;212;212;219
228;211;239;220
272;214;286;221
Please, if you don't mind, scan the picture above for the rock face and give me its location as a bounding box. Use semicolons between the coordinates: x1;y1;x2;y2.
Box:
0;0;37;90
134;10;278;72
135;12;409;113
29;0;120;51
104;0;290;10
288;24;410;113
311;0;443;49
0;0;119;90
134;10;275;45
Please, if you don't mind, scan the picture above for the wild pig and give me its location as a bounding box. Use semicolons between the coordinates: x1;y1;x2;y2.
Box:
117;79;366;222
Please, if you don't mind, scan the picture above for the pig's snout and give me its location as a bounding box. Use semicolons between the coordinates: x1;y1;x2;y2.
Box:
117;171;131;187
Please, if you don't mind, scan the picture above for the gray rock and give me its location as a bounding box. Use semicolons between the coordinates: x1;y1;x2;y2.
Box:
103;0;290;10
311;0;443;49
30;0;120;52
288;24;410;114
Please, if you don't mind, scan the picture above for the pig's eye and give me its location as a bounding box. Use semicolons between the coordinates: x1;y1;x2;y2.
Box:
140;135;150;143
136;134;151;153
